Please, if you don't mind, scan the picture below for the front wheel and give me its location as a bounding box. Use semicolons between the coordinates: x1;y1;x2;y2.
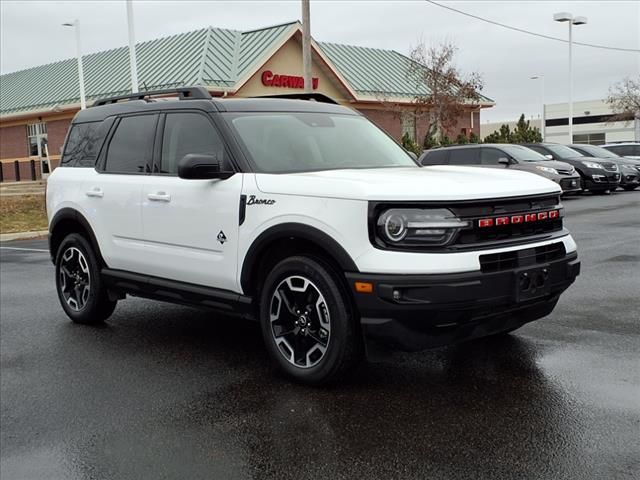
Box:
259;256;362;385
55;233;117;324
623;185;638;191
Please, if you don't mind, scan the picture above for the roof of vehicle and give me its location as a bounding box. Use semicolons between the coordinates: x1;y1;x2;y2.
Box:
424;143;533;152
73;94;358;123
602;142;640;146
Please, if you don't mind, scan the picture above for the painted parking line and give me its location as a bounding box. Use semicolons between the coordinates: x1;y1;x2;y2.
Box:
0;247;49;253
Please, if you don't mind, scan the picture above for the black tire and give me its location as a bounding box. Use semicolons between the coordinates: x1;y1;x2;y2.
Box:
55;233;117;324
623;185;638;191
259;255;362;385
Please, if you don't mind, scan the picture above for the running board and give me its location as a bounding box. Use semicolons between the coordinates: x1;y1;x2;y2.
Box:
101;268;254;319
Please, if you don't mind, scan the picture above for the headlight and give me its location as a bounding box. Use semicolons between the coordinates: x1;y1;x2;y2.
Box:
535;166;558;174
581;161;603;169
376;208;469;247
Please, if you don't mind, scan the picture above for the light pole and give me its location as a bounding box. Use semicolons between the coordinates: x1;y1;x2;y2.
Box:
126;0;139;93
553;12;587;143
530;75;545;140
62;20;87;110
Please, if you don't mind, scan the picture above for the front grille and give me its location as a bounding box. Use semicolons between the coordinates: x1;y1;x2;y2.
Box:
480;242;566;273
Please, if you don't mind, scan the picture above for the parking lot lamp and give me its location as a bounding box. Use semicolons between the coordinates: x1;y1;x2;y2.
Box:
530;75;545;141
553;12;588;143
62;20;87;110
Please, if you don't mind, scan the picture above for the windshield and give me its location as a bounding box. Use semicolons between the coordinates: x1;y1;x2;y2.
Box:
499;145;548;162
225;112;417;173
546;144;584;159
574;144;619;158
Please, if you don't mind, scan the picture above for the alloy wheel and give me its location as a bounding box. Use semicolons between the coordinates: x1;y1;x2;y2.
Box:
269;275;331;368
59;247;91;311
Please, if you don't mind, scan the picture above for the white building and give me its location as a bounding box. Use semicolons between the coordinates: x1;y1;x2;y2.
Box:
482;99;638;145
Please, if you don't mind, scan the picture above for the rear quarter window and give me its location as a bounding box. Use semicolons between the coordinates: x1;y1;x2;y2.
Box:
62;120;111;167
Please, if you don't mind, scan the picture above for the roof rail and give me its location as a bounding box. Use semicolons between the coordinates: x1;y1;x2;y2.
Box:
92;86;211;107
253;93;339;104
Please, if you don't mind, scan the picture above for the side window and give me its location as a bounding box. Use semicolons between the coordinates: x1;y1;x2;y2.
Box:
62;121;109;167
421;149;449;165
480;148;507;165
105;115;157;173
160;113;225;174
448;148;479;165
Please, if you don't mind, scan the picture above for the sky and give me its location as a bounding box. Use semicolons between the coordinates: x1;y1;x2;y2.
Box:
1;0;639;122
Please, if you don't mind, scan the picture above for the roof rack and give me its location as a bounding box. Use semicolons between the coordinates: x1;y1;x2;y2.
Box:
252;93;339;104
92;86;211;107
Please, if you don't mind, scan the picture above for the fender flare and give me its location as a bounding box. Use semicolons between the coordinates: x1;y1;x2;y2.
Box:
48;208;105;265
240;222;359;292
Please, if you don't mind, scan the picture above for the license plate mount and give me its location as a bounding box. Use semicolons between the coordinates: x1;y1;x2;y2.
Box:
514;265;551;302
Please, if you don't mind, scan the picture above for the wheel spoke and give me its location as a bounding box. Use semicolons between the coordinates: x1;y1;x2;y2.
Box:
59;247;91;312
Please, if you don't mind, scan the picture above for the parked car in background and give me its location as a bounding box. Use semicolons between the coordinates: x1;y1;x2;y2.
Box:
602;142;640;160
420;144;582;194
523;143;620;194
569;144;639;191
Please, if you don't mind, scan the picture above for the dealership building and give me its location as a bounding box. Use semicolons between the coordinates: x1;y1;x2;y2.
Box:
0;21;493;182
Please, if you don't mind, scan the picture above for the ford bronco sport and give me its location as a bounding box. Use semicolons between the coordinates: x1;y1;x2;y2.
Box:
47;87;580;384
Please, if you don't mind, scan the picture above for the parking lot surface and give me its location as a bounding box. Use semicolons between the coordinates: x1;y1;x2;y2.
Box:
1;192;639;480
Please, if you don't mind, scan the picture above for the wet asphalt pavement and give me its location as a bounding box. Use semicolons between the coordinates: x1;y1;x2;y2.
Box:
1;192;639;480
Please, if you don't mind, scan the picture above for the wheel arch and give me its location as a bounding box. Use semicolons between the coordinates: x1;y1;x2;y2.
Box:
240;223;359;296
49;208;106;266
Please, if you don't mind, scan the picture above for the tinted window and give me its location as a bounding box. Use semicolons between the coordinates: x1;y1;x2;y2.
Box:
448;148;479;165
545;144;584;160
480;148;507;165
572;144;619;158
160;113;225;174
421;149;448;165
527;145;549;156
62;121;109;167
105;115;157;173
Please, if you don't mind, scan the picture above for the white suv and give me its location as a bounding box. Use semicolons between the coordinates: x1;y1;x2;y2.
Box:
47;87;580;384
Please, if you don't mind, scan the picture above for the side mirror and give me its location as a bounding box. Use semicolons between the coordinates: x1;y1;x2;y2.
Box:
178;153;234;180
498;157;511;166
544;154;554;160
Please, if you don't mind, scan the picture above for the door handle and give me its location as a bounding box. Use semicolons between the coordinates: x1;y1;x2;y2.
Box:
147;192;171;202
85;188;103;198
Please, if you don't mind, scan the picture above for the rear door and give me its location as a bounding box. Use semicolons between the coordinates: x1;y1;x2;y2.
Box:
139;111;243;291
480;148;510;169
83;113;156;272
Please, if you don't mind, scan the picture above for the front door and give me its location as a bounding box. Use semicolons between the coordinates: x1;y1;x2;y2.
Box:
139;111;242;292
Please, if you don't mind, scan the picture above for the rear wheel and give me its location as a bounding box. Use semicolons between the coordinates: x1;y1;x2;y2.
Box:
55;233;117;324
259;256;362;385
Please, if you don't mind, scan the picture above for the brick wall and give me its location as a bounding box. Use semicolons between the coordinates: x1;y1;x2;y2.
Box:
0;125;28;159
47;118;72;157
359;108;481;145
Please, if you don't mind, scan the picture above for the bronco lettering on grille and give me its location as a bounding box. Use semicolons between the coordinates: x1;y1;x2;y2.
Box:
478;209;560;228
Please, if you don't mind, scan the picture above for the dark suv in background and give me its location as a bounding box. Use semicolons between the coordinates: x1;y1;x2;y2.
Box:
523;143;620;194
420;144;581;194
569;144;639;191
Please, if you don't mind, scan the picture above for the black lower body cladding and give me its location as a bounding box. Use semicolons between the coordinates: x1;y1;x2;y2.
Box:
584;171;620;192
346;248;580;352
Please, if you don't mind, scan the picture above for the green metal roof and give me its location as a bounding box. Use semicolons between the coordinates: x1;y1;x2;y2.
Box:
0;22;296;115
0;21;492;116
318;42;493;103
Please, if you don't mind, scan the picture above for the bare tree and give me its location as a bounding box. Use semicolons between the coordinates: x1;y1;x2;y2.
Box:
409;40;484;144
606;76;640;141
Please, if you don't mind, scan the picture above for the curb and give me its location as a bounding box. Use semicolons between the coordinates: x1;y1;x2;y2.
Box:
0;230;48;242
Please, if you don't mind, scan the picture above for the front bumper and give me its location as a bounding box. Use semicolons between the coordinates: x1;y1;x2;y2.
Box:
346;251;580;351
584;170;620;191
619;171;639;187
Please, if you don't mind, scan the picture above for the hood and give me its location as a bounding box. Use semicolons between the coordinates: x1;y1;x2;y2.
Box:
525;160;574;171
255;166;560;202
